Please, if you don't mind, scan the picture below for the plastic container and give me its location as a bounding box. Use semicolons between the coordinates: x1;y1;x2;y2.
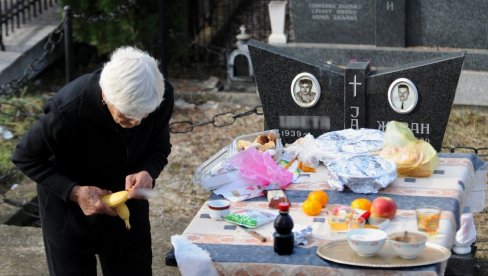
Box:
193;144;235;190
230;129;283;161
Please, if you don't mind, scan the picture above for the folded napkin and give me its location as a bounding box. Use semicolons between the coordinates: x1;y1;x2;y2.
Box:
171;235;218;276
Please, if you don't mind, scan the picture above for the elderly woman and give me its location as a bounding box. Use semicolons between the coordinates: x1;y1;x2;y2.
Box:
12;46;173;275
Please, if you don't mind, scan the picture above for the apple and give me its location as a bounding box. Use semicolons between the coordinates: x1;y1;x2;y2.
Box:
370;197;397;219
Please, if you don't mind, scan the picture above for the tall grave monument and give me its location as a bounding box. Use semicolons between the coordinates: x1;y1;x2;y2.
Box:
248;40;465;151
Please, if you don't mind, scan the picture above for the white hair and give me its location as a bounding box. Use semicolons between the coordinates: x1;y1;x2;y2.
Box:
99;46;165;120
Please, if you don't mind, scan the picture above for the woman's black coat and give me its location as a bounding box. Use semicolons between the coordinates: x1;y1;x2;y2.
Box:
12;70;174;247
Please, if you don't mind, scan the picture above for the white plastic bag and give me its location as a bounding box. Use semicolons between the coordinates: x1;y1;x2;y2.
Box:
453;213;477;254
284;134;321;168
171;235;218;276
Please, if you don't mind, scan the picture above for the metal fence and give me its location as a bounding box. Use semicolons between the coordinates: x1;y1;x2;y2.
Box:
189;0;272;48
0;0;58;51
171;0;276;78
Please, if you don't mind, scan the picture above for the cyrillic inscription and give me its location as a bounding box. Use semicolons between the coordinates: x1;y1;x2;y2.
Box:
309;2;362;21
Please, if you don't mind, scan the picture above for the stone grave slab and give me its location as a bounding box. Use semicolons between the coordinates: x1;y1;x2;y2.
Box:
248;39;465;151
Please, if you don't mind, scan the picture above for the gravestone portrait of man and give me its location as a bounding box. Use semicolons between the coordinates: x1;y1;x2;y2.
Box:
387;78;418;114
291;73;321;108
398;84;410;109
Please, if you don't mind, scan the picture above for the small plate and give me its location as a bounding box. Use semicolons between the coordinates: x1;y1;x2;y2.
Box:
316;240;451;268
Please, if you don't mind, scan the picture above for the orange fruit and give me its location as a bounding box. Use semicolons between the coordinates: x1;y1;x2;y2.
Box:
351;198;372;211
307;190;328;208
302;199;322;216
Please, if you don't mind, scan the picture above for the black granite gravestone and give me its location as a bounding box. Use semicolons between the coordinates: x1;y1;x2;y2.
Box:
289;0;487;49
290;0;405;47
407;1;488;49
248;39;465;151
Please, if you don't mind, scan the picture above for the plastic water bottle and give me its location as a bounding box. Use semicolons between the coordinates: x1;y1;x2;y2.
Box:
273;202;294;255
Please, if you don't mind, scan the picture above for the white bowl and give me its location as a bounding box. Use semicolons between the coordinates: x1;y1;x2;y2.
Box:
207;200;230;220
347;229;387;257
389;231;428;259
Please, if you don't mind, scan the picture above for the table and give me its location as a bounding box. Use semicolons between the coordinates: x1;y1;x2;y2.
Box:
173;153;486;275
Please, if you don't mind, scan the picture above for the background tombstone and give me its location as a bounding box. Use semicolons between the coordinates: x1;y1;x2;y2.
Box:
375;0;405;47
283;0;488;107
288;0;488;48
248;39;465;151
227;26;253;82
289;0;405;47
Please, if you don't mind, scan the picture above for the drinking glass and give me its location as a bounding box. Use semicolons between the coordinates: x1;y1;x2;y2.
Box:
416;207;441;235
327;204;353;233
349;215;366;229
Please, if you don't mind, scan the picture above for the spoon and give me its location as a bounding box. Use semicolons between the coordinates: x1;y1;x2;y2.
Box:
403;230;408;242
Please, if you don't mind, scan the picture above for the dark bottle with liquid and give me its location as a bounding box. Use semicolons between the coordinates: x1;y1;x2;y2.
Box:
273;202;294;255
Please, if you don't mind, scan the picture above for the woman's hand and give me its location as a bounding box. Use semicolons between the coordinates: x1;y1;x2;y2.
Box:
125;171;153;199
69;185;117;216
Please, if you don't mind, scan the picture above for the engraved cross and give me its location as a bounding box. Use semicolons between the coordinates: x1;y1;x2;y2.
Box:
349;75;362;97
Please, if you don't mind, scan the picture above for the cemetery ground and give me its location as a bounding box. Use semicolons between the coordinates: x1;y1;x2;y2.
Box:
2;78;488;274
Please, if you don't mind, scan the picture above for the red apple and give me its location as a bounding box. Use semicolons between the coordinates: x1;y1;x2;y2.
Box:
370;197;397;219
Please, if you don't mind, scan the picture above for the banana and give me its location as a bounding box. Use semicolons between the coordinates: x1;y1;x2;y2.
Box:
114;203;131;230
101;190;131;230
101;190;129;207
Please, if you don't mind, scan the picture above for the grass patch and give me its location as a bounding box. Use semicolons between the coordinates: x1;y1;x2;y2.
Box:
0;90;46;178
443;107;488;158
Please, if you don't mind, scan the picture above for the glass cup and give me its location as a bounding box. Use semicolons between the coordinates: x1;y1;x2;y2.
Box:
349;215;366;229
327;204;353;233
416;207;441;235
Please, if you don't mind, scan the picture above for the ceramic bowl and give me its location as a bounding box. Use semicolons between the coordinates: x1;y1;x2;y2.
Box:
347;228;387;257
389;231;428;259
207;200;230;220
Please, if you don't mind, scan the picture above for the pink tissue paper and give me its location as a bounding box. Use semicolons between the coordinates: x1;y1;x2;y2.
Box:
230;147;292;189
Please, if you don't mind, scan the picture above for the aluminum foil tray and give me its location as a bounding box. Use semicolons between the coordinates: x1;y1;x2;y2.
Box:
327;155;397;193
315;128;384;164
